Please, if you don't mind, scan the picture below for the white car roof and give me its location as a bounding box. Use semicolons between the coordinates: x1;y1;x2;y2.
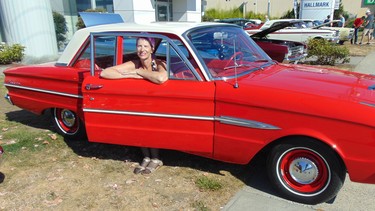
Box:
57;22;226;65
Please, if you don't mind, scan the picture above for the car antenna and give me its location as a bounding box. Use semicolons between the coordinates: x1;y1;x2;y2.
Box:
233;38;239;89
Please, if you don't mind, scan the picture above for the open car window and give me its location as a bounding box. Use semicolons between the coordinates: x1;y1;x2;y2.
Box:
73;33;199;80
155;39;198;80
72;36;116;69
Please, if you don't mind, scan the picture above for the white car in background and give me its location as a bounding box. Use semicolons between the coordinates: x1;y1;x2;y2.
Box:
246;19;340;43
306;19;354;44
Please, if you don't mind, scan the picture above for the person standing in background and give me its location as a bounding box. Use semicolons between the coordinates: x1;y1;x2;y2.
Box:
352;16;365;44
324;15;331;23
338;14;345;27
360;10;374;45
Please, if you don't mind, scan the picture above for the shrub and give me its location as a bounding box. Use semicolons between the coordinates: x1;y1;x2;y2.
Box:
53;11;68;47
306;39;350;66
0;43;25;64
203;8;268;22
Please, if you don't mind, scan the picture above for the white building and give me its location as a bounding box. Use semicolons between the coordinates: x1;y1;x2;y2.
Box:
0;0;203;62
51;0;204;41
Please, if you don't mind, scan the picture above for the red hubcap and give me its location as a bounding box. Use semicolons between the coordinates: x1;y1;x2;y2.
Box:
54;108;79;135
279;148;330;194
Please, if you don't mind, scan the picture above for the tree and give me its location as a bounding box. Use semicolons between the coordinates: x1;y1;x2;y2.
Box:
334;3;348;20
280;3;300;19
53;11;68;47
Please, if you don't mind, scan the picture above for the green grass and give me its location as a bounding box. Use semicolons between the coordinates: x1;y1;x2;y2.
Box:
1;128;57;153
195;176;223;191
192;200;210;211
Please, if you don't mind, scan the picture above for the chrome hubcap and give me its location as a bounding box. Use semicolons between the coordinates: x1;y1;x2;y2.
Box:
61;109;76;127
289;157;318;184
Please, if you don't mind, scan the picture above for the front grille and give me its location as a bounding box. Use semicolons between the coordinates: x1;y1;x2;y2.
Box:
289;46;304;57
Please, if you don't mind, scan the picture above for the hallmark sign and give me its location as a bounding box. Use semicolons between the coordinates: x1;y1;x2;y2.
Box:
300;0;335;20
303;1;330;8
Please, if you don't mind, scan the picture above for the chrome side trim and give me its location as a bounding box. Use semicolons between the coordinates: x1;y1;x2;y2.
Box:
217;116;281;130
4;93;14;105
83;109;281;130
4;83;83;99
83;108;214;121
360;102;375;108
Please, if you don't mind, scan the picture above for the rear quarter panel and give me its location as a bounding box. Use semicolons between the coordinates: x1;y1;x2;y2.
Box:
4;64;89;117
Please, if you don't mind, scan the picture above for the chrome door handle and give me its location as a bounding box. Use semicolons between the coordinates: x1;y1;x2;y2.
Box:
85;84;103;90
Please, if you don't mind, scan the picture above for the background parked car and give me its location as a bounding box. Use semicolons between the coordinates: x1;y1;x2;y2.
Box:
246;19;340;43
215;19;307;63
308;19;354;44
215;18;262;29
249;20;307;63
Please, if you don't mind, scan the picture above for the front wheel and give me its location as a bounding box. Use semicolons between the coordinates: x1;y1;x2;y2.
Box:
51;108;86;140
267;138;346;204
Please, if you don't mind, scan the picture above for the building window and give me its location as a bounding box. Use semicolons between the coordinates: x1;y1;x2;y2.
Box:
96;0;113;13
156;0;173;21
76;0;113;13
76;0;91;12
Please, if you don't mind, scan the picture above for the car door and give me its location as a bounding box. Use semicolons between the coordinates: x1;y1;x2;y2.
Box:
81;33;216;155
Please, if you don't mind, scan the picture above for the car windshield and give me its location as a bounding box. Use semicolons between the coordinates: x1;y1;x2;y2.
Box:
185;26;271;79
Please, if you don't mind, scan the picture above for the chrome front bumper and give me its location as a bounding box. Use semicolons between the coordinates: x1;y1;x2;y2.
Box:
4;93;13;105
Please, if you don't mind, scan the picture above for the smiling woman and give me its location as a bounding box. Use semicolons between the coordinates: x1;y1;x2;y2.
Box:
100;36;168;84
100;36;168;174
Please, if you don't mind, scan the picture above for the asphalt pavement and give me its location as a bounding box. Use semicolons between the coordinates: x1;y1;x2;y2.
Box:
354;51;375;75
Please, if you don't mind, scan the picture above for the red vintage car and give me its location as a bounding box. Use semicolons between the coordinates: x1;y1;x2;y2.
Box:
3;22;375;205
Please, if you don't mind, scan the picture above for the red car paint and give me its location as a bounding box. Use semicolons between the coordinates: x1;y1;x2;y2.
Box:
3;22;375;204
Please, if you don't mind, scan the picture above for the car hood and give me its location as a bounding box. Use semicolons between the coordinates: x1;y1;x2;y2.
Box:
250;21;298;39
216;64;375;126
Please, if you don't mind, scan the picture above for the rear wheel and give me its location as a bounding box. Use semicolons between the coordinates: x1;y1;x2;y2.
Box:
51;108;86;139
267;138;346;204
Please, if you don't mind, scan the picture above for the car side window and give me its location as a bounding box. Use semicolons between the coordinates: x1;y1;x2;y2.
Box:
73;34;199;81
73;36;116;69
121;36;198;80
155;39;198;80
